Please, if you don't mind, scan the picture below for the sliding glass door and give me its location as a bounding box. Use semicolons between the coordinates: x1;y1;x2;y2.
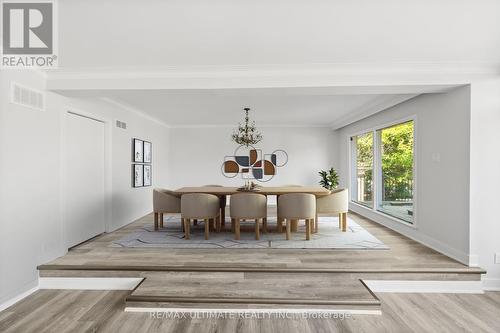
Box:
350;119;415;224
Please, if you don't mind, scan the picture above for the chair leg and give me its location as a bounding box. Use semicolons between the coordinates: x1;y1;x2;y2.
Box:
339;213;342;229
291;219;298;232
263;217;267;233
154;212;159;231
204;218;209;240
255;219;260;240
184;218;190;240
306;219;311;240
342;213;347;232
286;219;291;240
277;218;283;233
181;217;185;233
235;218;240;240
216;216;221;233
231;218;235;233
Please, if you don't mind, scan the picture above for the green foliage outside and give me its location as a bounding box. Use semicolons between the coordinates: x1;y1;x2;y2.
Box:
356;121;414;202
380;121;413;200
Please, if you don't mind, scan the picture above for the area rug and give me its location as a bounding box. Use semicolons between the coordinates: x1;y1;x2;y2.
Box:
112;216;388;249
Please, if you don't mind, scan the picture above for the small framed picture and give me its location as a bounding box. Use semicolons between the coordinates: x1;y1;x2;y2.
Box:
143;165;152;186
143;141;152;163
133;138;143;162
133;164;144;187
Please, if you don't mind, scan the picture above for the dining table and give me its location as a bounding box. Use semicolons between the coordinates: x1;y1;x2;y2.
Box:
174;186;331;233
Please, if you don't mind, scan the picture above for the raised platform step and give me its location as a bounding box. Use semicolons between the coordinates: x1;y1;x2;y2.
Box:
124;271;380;313
38;264;485;283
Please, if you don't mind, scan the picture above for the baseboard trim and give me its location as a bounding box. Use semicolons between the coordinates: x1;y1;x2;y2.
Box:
482;278;500;291
349;205;471;265
363;280;484;294
124;307;381;316
39;277;143;290
0;284;39;312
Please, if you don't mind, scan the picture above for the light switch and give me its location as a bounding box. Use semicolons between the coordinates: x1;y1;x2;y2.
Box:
431;152;441;163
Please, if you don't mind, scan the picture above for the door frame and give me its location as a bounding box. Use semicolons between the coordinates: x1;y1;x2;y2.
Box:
60;107;112;249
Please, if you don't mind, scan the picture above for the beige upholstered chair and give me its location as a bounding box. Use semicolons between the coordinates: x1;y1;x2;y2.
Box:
181;193;221;240
276;185;302;232
203;184;227;229
230;193;267;240
153;189;181;231
317;188;349;232
277;193;316;240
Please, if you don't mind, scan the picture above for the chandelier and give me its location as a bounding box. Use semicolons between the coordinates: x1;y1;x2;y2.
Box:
231;107;262;147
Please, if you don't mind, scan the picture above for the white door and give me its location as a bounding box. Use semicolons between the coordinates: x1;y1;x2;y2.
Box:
64;112;106;248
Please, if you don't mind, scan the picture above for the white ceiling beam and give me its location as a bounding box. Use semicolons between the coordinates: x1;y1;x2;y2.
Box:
45;63;499;92
329;94;419;130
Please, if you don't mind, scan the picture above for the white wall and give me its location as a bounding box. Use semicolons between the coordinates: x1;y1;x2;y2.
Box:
337;86;471;264
469;79;500;290
0;70;169;305
168;126;337;201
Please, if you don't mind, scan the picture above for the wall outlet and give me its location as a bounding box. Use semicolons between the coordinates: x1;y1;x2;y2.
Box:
495;253;500;264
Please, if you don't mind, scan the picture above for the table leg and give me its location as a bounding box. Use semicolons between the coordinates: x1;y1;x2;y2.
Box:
220;195;226;229
315;211;319;233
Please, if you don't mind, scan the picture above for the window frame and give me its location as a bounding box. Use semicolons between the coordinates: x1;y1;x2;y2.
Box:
348;115;417;228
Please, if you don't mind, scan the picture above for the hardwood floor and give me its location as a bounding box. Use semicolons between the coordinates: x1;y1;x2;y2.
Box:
38;209;483;276
1;289;499;333
125;271;380;311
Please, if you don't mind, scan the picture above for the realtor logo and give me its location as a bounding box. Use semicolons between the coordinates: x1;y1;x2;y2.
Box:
1;1;58;68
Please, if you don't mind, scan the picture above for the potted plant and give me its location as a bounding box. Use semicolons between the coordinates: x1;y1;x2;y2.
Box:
319;167;339;191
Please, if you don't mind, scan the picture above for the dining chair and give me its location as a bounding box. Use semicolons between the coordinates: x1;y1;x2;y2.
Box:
181;193;221;240
153;189;181;231
230;193;267;240
277;193;316;240
277;185;302;233
316;188;349;232
203;184;227;230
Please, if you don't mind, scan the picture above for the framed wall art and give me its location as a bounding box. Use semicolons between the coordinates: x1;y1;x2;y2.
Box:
133;164;144;187
143;141;152;163
133;138;144;162
143;165;152;186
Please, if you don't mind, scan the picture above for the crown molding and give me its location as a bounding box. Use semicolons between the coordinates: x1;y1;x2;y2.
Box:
330;94;419;130
99;97;171;128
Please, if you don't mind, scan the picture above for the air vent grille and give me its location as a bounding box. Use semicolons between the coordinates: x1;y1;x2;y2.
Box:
11;82;45;111
116;120;127;129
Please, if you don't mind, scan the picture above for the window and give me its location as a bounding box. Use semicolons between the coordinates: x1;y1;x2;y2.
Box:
350;119;415;224
352;132;373;208
377;121;414;223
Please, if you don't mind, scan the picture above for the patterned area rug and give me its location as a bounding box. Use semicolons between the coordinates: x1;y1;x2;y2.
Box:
113;216;389;249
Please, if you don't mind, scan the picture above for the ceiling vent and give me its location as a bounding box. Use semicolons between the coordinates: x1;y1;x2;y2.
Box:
11;82;45;111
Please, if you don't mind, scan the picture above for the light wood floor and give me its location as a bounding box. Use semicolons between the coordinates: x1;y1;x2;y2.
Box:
39;209;483;275
1;289;499;333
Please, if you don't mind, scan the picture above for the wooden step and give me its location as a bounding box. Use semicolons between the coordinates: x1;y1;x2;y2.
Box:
124;271;381;313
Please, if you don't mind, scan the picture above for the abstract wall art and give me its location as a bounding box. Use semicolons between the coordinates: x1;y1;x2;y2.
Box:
221;145;288;182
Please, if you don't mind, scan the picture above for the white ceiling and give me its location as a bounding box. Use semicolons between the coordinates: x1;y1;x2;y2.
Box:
102;90;407;127
52;1;497;127
58;0;500;69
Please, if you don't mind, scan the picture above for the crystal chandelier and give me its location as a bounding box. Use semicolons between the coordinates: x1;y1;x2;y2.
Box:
232;107;263;147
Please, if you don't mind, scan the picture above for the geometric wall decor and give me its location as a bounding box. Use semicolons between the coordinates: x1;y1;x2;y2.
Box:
222;145;288;182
